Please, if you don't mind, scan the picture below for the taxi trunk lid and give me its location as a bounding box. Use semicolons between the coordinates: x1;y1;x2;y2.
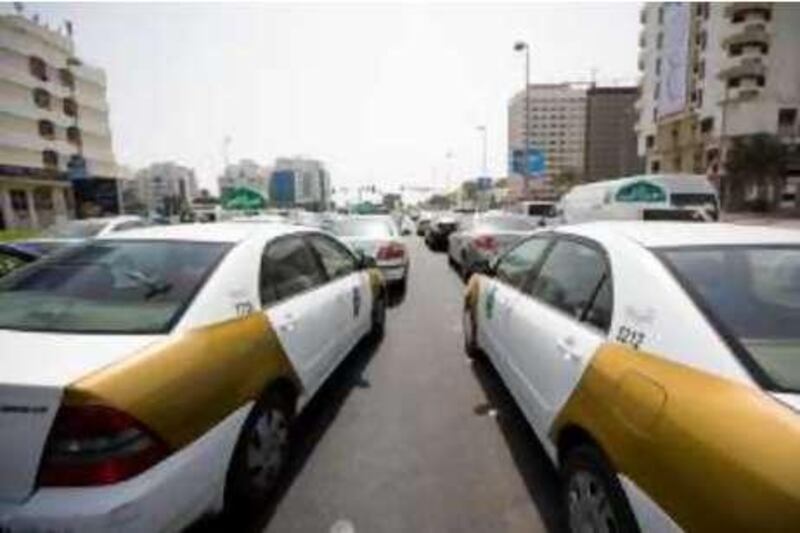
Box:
0;330;160;503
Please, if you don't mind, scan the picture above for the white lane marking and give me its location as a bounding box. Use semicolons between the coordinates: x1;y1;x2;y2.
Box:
331;519;356;533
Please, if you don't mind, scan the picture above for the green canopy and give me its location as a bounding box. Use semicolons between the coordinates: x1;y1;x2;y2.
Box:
221;187;267;210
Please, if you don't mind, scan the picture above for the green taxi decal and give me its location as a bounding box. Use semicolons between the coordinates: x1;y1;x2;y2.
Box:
486;285;498;320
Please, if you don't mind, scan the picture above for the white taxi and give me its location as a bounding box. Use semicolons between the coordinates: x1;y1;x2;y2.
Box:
0;223;386;532
463;221;800;532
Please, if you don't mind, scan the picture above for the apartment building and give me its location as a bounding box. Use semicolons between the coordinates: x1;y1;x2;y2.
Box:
0;13;118;230
636;3;800;179
271;157;331;210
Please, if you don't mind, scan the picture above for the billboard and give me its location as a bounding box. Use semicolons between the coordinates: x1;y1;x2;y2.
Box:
659;3;691;117
510;149;546;176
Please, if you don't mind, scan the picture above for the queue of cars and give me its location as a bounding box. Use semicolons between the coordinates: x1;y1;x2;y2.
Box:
461;222;800;530
0;220;389;531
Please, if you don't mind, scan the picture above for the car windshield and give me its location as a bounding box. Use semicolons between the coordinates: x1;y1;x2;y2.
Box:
0;240;230;334
334;219;396;238
661;246;800;392
42;220;108;239
476;216;536;232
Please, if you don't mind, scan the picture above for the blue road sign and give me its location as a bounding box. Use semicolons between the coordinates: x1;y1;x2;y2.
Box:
510;149;546;176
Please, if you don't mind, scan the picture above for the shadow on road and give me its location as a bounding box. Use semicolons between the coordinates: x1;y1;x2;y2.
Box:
189;334;383;533
469;357;569;533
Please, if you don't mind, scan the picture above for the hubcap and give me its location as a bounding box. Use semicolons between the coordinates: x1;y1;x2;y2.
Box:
246;408;289;491
567;471;618;533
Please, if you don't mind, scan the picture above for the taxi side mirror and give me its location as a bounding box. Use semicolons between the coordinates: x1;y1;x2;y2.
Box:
356;250;377;270
474;257;497;277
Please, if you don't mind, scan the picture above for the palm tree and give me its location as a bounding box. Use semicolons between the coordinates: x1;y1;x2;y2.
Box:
724;133;787;211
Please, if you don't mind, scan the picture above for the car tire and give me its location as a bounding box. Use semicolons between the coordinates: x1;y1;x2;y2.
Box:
225;388;294;513
561;444;640;533
370;293;387;340
463;307;482;360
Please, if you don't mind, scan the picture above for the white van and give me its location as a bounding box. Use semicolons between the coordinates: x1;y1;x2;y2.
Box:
560;174;719;224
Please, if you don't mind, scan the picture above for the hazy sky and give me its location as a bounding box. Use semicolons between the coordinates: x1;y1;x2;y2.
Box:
15;2;641;194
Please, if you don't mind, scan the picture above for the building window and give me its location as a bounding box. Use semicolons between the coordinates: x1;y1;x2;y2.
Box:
656;32;664;49
697;89;703;106
655;58;661;76
654;82;660;99
42;150;59;168
699;60;705;79
33;88;51;109
645;135;655;148
756;76;765;87
10;190;28;212
730;44;743;57
63;98;78;117
59;68;75;89
728;78;741;89
651;160;661;173
779;108;797;128
652;108;658;121
33;187;54;210
38;120;55;140
29;56;47;82
700;117;714;133
658;6;664;24
67;126;82;145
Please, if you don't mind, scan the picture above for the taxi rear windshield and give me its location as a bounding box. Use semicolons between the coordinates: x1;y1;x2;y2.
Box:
660;245;800;392
0;240;230;334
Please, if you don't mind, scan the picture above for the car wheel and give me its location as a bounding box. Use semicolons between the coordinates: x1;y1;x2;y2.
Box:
225;389;294;512
561;444;640;533
370;293;387;340
463;307;482;360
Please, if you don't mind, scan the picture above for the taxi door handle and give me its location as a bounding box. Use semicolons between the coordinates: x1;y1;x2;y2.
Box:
556;337;582;362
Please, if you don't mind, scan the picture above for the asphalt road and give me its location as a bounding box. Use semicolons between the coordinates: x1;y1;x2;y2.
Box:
201;237;567;533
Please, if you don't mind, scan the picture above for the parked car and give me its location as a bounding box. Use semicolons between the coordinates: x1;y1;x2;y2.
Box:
463;221;800;532
425;213;459;251
333;216;409;291
447;213;538;280
0;222;387;532
511;201;560;227
416;211;434;236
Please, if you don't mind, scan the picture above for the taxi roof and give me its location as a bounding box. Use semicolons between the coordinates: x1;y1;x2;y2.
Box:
561;221;800;249
98;222;305;244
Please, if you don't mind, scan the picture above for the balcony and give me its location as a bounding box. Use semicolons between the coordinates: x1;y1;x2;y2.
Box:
723;25;770;51
718;60;766;82
725;3;772;23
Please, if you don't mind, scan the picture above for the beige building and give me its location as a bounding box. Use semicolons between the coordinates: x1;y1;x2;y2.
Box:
508;83;589;183
0;14;117;230
218;159;271;198
635;3;800;178
128;162;197;215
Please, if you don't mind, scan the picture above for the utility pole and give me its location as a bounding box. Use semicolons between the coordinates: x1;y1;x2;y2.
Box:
477;125;488;177
514;41;531;196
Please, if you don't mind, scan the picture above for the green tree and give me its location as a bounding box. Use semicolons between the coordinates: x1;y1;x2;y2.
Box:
551;167;581;192
724;133;787;211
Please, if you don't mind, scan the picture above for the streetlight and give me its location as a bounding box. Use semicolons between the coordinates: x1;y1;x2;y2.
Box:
514;41;531;195
477;125;488;177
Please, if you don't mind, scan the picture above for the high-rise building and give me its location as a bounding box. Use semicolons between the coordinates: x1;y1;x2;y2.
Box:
270;157;331;210
585;86;644;180
0;13;118;229
508;83;589;186
635;3;800;178
129;162;197;216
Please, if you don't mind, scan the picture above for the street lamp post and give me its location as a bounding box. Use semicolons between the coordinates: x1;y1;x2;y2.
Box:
477;125;488;176
514;41;531;196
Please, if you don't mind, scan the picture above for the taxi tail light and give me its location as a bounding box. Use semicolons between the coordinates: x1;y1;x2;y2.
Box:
377;242;405;260
472;235;497;252
38;404;170;487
